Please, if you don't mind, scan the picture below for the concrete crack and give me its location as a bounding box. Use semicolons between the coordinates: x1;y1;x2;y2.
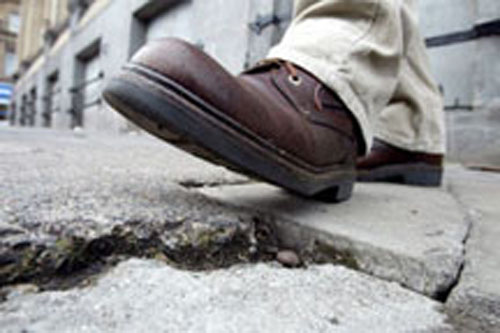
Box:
178;179;256;189
0;212;366;295
0;216;275;292
437;182;475;302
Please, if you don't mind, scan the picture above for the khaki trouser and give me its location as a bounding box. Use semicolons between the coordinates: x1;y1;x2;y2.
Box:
268;0;445;154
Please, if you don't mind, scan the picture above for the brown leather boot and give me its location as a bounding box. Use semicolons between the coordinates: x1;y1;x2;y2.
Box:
103;38;362;201
357;139;443;186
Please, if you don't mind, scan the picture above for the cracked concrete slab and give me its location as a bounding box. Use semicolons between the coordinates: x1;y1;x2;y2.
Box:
202;182;470;298
1;128;471;300
445;167;500;332
0;128;358;286
0;259;453;333
0;128;264;285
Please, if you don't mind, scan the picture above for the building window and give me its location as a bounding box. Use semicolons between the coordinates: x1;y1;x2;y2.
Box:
4;51;16;77
28;88;37;126
43;71;60;128
8;13;20;34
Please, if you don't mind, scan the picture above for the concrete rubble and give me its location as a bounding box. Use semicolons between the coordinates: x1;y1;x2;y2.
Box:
0;127;499;332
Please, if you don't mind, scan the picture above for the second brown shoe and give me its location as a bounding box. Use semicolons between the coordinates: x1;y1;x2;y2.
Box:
103;38;362;201
357;139;443;186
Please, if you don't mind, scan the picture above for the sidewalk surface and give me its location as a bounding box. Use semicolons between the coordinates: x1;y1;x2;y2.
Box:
0;127;499;332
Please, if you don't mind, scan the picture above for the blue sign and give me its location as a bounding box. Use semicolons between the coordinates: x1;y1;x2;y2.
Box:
0;82;13;106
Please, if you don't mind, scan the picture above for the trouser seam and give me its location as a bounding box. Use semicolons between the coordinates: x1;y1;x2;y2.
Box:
348;0;382;50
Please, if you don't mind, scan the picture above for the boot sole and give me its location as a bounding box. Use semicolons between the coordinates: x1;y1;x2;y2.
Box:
357;164;443;187
102;64;355;202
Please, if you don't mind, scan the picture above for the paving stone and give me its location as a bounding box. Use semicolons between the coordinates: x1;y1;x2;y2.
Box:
202;182;470;298
445;167;500;332
0;259;453;333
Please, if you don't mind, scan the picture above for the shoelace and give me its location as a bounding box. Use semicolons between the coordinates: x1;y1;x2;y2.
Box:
283;61;299;81
256;59;298;79
283;61;323;111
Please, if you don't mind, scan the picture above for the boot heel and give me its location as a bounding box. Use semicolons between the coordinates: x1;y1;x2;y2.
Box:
402;169;442;187
313;181;354;203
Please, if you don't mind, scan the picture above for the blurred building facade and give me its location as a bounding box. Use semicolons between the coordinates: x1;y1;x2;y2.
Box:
17;0;69;71
0;0;20;120
12;0;69;126
9;0;500;164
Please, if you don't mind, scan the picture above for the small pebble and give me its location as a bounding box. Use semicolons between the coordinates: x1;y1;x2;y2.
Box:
276;250;301;268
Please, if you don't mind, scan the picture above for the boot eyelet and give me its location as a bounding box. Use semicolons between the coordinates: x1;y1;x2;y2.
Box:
288;75;302;86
